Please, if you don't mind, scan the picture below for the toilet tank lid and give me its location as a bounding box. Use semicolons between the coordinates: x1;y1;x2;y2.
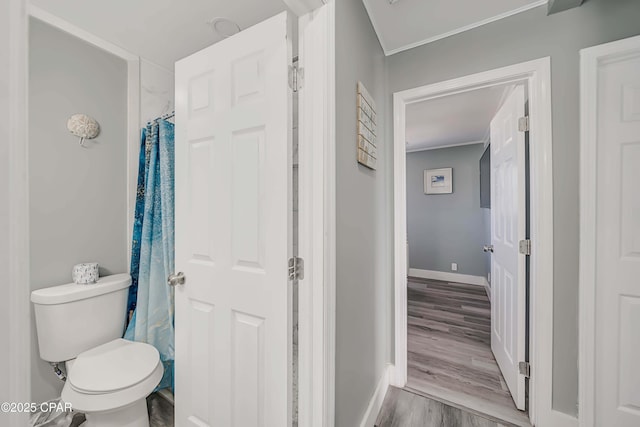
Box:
31;273;131;305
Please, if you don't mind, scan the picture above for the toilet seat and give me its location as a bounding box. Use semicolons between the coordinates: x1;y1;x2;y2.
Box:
69;339;160;394
61;339;164;414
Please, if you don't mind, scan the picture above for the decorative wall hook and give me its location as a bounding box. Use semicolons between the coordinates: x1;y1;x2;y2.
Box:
67;114;100;147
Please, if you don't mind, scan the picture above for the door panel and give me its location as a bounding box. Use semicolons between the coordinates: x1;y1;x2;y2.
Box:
595;52;640;427
174;11;292;427
490;85;527;411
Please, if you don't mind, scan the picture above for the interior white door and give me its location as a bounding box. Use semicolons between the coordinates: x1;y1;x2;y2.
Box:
174;11;292;427
489;85;527;411
593;45;640;427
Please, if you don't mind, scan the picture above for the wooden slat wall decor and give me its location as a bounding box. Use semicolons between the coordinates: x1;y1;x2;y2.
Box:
357;81;377;170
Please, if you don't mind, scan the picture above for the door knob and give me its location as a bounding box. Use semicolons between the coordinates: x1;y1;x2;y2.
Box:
168;272;186;287
483;245;494;253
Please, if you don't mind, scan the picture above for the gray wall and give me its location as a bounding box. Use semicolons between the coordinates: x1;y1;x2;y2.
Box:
335;1;390;426
29;18;128;404
406;144;486;277
386;0;640;415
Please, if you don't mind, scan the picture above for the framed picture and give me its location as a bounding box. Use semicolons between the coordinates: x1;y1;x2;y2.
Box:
424;168;453;194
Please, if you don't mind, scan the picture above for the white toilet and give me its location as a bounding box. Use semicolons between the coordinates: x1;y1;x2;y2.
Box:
31;273;164;427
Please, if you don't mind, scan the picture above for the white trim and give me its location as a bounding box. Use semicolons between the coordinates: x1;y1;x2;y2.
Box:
578;38;598;427
386;1;547;56
392;89;408;389
408;268;488;287
28;6;142;266
393;58;554;427
297;2;336;426
578;34;640;427
406;140;484;153
359;365;391;427
323;3;337;425
7;0;30;425
125;60;141;264
363;0;547;57
484;281;491;301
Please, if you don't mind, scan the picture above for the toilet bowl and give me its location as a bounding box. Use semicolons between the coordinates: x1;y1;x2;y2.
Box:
31;274;164;427
61;339;163;427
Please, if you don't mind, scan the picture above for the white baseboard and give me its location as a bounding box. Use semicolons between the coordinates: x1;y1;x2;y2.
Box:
408;268;489;287
359;364;391;427
484;282;491;300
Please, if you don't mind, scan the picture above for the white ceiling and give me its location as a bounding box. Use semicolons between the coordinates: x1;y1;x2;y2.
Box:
405;84;512;152
362;0;547;55
30;0;287;70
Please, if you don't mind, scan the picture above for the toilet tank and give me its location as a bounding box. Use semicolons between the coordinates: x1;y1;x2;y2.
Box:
31;274;132;362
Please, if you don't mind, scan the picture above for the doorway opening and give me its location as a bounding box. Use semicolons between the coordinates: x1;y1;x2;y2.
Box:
24;3;331;426
403;81;529;426
392;58;554;427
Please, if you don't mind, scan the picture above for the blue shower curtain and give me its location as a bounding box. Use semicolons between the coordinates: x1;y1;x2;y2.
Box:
125;119;175;391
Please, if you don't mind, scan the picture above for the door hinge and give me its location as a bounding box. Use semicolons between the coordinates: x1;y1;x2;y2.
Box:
288;256;304;280
519;361;531;378
288;65;304;92
519;239;531;256
518;116;530;132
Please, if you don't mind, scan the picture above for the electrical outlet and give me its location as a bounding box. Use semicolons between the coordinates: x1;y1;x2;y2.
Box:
488;272;491;283
451;263;458;271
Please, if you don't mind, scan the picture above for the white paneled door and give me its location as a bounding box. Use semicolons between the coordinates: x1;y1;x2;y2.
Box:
490;85;527;411
174;11;292;427
591;42;640;427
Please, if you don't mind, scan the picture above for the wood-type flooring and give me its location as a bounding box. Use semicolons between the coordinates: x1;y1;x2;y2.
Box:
396;277;530;426
376;386;512;427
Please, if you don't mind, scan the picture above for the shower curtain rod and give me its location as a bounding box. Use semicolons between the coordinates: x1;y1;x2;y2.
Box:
147;111;175;124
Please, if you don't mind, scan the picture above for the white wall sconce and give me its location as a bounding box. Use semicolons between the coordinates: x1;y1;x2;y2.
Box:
67;113;100;147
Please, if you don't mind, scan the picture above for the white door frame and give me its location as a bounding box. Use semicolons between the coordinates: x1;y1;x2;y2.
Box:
392;57;565;426
578;34;640;427
296;2;336;426
6;0;30;426
12;2;336;425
